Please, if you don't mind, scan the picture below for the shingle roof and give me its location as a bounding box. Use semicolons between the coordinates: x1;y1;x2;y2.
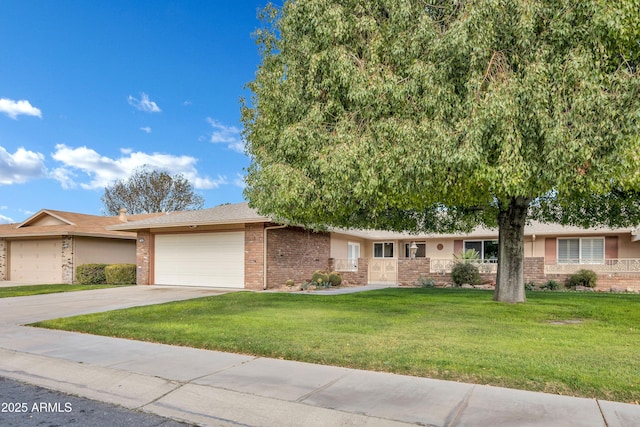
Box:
109;202;269;230
108;202;634;239
0;209;163;239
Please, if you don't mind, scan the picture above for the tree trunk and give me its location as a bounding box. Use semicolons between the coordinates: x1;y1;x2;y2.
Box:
494;197;531;303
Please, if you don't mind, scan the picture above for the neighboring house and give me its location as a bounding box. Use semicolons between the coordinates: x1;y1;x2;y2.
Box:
0;209;159;284
110;202;640;291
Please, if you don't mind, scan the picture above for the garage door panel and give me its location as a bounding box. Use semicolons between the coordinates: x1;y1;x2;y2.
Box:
9;240;62;283
154;232;244;288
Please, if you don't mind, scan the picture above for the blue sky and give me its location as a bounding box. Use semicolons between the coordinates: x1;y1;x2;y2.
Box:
0;0;273;223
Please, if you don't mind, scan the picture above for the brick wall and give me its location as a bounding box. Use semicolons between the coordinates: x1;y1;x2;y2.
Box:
266;227;330;289
397;258;431;286
61;236;74;284
244;223;265;290
523;257;545;283
0;239;6;281
136;231;151;285
329;258;369;286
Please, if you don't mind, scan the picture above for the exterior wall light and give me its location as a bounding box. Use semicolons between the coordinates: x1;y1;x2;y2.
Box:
410;242;418;259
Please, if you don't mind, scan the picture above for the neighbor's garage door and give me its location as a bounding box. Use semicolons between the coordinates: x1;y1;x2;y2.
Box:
9;239;63;283
154;232;245;288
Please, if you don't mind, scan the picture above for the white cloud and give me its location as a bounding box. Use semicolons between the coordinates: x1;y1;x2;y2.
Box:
140;126;152;133
127;93;161;113
206;118;245;153
0;213;13;224
233;173;246;189
0;146;47;184
51;144;226;190
0;98;42;119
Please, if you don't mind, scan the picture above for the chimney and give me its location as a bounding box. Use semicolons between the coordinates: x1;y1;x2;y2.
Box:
118;208;128;222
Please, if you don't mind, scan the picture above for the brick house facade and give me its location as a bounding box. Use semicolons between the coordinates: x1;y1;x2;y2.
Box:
112;202;640;292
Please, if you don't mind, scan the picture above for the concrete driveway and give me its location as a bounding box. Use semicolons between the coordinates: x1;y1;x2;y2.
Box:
0;285;639;426
0;284;230;324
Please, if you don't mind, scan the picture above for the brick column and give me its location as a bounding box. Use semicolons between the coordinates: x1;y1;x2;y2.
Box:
244;223;265;290
136;231;151;285
0;239;6;280
61;236;74;284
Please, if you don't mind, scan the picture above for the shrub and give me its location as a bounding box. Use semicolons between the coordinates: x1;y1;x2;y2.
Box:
105;264;137;285
328;271;342;287
541;279;561;291
453;249;480;263
417;275;436;288
567;269;598;288
285;279;295;287
451;262;481;287
311;270;329;286
524;282;537;291
76;264;108;284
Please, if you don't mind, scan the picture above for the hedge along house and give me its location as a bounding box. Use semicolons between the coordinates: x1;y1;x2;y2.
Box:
111;202;640;291
0;209;160;284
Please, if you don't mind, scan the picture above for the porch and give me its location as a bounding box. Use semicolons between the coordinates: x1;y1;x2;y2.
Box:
329;257;640;291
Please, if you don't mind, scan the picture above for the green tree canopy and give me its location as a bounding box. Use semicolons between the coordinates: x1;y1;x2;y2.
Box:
101;167;204;215
242;0;640;302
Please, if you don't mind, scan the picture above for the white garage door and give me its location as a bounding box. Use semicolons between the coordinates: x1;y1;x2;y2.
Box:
154;232;245;288
10;240;63;283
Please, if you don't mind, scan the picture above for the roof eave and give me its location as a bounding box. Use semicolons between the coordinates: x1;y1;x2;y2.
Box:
108;217;270;231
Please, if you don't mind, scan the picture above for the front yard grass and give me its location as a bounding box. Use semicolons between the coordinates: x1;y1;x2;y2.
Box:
0;284;128;298
31;288;640;403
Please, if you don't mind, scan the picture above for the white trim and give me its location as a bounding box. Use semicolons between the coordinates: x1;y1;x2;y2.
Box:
463;239;498;261
373;241;395;259
557;237;605;264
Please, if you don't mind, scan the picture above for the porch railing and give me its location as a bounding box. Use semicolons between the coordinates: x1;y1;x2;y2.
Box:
430;259;498;275
333;258;359;272
545;259;640;274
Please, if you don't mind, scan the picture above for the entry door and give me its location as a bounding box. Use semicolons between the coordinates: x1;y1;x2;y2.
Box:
347;242;360;271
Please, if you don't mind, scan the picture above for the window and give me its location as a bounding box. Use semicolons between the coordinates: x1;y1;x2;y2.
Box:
464;240;498;261
347;242;360;271
404;242;426;258
558;238;604;264
373;242;394;258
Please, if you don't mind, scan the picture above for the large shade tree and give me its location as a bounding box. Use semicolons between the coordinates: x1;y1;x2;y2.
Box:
242;0;640;302
102;167;204;215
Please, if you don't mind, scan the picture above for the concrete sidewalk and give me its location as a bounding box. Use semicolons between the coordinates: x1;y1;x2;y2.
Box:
0;286;638;426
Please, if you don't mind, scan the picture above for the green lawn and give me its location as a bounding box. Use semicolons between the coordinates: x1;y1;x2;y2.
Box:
31;288;640;403
0;284;128;298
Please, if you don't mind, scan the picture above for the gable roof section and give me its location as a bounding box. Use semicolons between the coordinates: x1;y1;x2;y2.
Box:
109;202;269;231
0;209;163;239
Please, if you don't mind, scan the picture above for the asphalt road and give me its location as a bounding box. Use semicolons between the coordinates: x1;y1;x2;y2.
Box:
0;377;193;427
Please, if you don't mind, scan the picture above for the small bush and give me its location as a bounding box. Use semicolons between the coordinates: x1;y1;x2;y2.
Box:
541;279;561;291
451;262;481;287
76;264;108;284
567;269;598;288
524;282;537;291
453;249;480;263
311;270;329;286
105;264;137;285
285;279;295;287
417;275;436;288
328;271;342;287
